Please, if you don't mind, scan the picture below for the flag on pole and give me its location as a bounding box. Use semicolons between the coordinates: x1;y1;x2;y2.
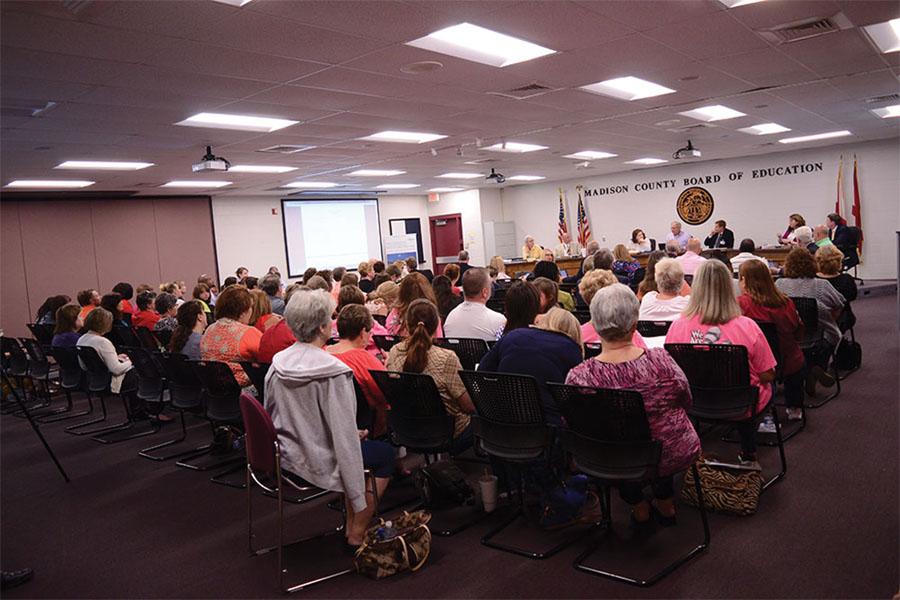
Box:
852;154;864;255
576;186;592;246
834;154;845;218
557;188;569;243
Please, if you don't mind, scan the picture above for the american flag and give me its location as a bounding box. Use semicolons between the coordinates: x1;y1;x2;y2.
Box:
557;188;569;243
576;186;592;246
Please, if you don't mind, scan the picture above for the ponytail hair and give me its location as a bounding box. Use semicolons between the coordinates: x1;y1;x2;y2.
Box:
169;300;204;354
402;299;439;374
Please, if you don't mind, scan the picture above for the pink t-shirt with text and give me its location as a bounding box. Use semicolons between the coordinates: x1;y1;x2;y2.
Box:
580;322;647;349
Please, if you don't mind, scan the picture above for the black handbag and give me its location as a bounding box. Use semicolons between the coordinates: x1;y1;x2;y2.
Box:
834;338;862;371
413;460;475;508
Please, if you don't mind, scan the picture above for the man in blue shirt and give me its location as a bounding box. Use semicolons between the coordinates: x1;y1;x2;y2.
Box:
665;221;691;250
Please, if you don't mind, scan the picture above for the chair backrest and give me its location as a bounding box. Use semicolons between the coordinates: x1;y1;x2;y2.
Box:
154;328;172;349
156;353;203;410
1;336;29;376
434;337;490;370
548;383;661;481
372;313;388;327
239;392;278;478
134;327;161;352
75;346;112;393
584;342;602;359
630;267;646;291
190;360;243;422
458;370;550;461
683;274;694;285
636;320;672;338
19;337;50;378
573;309;592;325
27;323;55;346
239;361;271;401
790;296;820;347
50;345;83;389
752;320;782;376
106;325;140;352
124;347;165;401
353;378;374;432
372;334;404;353
664;343;758;420
370;370;454;452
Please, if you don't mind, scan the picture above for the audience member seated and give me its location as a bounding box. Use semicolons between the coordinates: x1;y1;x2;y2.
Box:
522;235;543;261
132;291;160;331
249;289;282;334
778;213;806;245
153;293;178;333
265;288;394;548
325;304;388;437
385;299;474;452
664;240;682;258
192;283;213;314
35;295;70;326
443;263;461;295
77;289;101;321
627;228;652;254
533;261;575;311
340;273;359;289
52;304;82;348
159;282;185;306
257;285;304;363
169;300;207;360
792;225;816;253
331;267;347;301
77;308;135;398
578;270;648;348
555;231;582;257
333;285;387;357
301;267;317;285
358;261;375;293
542;248;555;262
112;282;135;319
738;260;805;421
813;225;834;249
704;219;735;249
639;258;690;321
222;276;238;290
384;264;402;283
480;306;583;426
406;256;434;283
456;250;473;278
260;274;285;316
501;280;541;335
443;268;506;340
665;221;690;250
243;276;259;290
366;281;398;318
775;248;845;396
730;238;768;273
305;275;330;293
665;260;776;467
385;273;444;337
490;255;510;281
676;238;708;276
316;270;335;295
563;240;600;284
816;245;856;331
236;266;249;281
592;247;614;272
566;283;700;526
611;244;641;285
200;285;262;387
100;293;131;347
197;275;219;307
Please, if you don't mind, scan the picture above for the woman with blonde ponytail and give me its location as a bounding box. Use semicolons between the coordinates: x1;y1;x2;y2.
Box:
385;299;475;450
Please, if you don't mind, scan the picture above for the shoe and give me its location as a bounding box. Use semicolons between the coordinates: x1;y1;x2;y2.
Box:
812;366;835;388
757;416;776;434
1;568;33;590
738;454;761;471
786;407;804;421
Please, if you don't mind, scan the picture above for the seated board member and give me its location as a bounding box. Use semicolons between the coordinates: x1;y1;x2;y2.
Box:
555;231;582;258
405;256;433;283
704;219;735;249
665;221;690;250
627;228;653;254
443;268;507;341
521;235;544;261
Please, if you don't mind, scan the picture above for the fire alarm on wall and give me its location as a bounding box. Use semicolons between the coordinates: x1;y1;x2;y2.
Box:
271;208;278;215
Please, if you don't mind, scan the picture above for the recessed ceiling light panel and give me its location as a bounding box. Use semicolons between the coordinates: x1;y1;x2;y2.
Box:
485;142;548;153
228;165;298;173
862;18;900;53
428;187;465;193
176;112;298;132
778;130;852;144
580;76;675;101
563;151;618;160
376;184;420;189
679;105;746;122
347;169;406;176
281;182;340;189
737;123;791;135
360;130;447;144
5;179;95;188
507;175;545;181
55;160;154;170
161;180;232;188
437;172;482;179
871;105;900;118
407;23;556;68
625;158;668;165
718;0;766;8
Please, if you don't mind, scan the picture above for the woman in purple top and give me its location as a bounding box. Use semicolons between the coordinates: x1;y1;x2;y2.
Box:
51;304;82;348
566;284;700;526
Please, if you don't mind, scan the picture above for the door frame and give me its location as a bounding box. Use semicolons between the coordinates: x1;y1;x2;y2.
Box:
428;213;463;275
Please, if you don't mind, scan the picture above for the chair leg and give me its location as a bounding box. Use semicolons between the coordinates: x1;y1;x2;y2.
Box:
65;393;113;434
210;462;248;489
805;356;842;409
138;411;211;461
761;404;787;491
89;395;156;444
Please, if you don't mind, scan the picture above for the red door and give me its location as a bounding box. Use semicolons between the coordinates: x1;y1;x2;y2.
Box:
429;213;463;276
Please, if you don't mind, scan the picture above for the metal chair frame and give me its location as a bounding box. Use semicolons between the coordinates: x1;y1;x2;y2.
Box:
791;296;841;408
40;346;93;423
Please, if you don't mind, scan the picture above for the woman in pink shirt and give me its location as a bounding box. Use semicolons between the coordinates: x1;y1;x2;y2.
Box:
578;269;647;349
666;260;776;466
385;273;444;338
332;285;389;358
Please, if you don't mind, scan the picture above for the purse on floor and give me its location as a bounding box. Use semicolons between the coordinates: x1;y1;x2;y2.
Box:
353;510;432;580
680;455;762;516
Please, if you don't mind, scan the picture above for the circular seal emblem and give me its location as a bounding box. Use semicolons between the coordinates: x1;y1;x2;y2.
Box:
676;187;714;225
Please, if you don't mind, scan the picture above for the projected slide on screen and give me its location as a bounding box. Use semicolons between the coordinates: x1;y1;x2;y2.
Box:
282;199;382;277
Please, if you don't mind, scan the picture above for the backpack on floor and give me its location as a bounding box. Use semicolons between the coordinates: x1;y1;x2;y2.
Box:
413;460;475;508
834;338;862;372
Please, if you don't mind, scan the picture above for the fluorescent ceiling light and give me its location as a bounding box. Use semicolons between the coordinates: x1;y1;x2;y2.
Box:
376;184;420;189
718;0;766;8
55;160;153;171
507;175;545;181
871;105;900;119
738;123;791;135
428;187;465;193
862;18;900;53
679;105;746;122
176;112;298;132
161;180;231;188
407;22;556;68
625;158;667;165
281;181;340;189
228;165;298;173
360;130;447;144
5;180;94;188
347;169;406;176
211;0;254;6
778;130;852;144
437;172;482;179
580;76;675;101
485;141;548;153
563;151;618;160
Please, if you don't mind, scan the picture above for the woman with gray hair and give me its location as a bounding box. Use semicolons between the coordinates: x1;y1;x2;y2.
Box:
566;284;699;527
264;288;394;548
638;258;690;321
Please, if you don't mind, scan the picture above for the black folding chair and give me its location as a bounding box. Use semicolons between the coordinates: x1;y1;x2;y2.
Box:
154;328;173;349
665;343;786;491
548;383;709;587
124;347;166;416
372;334;404;354
240;361;271;401
40;346;92;423
791;296;840;407
64;346;113;435
1;336;31;414
134;327;162;352
435;337;490;370
748;320;805;443
584;342;603;359
459;370;586;559
372;313;387;327
18;337;54;412
27;323;55;352
636;320;672;338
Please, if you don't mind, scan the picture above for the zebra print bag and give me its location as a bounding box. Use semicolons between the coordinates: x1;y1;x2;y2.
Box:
681;456;762;516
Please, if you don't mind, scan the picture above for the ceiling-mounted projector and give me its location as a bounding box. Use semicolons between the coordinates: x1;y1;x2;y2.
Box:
192;145;231;172
673;140;701;160
486;168;506;184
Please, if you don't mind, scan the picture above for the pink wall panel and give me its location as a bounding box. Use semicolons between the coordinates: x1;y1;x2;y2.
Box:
90;199;162;296
1;203;32;337
152;197;218;286
18;200;98;319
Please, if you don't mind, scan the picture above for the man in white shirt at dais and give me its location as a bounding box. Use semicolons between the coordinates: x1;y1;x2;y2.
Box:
443;268;507;341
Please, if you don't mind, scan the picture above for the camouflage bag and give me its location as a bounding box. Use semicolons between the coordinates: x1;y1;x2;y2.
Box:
353;510;432;579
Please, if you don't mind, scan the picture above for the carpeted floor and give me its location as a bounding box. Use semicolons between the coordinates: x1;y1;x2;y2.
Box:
2;293;898;599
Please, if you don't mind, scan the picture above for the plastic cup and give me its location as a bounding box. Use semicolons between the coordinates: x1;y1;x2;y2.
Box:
479;475;498;513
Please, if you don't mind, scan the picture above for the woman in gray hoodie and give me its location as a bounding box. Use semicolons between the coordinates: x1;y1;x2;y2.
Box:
264;288;394;547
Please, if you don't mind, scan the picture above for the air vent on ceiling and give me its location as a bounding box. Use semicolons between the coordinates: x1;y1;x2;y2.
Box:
757;12;852;44
488;82;555;100
666;123;714;134
256;144;315;154
865;93;900;104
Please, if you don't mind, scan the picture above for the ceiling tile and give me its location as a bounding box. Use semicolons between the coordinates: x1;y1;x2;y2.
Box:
836;0;900;26
103;66;275;100
576;0;724;32
0;46;132;85
704;47;819;87
779;29;890;78
726;1;842;30
243;84;381;110
649;10;771;60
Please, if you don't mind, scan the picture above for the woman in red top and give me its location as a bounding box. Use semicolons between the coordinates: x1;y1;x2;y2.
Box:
326;304;388;437
112;282;135;320
132;291;161;330
200;286;261;387
249;289;282;333
738;260;805;421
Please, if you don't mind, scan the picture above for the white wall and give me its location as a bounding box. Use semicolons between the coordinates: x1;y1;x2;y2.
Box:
500;139;899;279
426;189;487;267
378;194;433;267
